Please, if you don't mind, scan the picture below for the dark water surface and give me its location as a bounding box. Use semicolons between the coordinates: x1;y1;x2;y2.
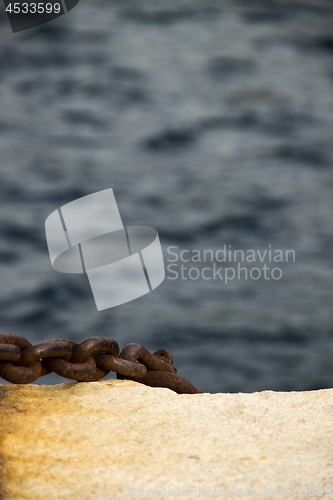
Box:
1;0;333;392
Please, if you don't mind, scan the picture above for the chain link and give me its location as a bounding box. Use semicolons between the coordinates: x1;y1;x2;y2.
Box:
0;333;200;394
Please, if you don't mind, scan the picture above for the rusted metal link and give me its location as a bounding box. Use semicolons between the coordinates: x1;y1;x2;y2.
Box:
40;338;78;377
0;360;42;384
0;333;42;384
43;337;121;382
19;340;73;367
0;333;200;394
117;344;200;394
119;371;200;395
43;355;108;382
0;344;21;362
153;348;174;365
70;337;120;363
93;353;147;379
119;343;177;374
0;333;32;351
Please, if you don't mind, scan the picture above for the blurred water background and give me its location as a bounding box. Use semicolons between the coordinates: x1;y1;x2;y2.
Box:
1;0;333;393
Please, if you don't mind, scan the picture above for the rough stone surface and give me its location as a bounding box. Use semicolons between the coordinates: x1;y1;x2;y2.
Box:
0;380;332;500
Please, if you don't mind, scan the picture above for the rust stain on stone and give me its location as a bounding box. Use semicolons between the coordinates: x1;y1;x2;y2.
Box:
0;380;154;500
0;383;81;499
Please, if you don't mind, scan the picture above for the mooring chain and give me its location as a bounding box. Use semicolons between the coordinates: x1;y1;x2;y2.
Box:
0;333;200;394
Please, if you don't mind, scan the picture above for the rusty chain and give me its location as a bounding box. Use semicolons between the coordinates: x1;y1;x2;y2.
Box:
0;333;200;394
